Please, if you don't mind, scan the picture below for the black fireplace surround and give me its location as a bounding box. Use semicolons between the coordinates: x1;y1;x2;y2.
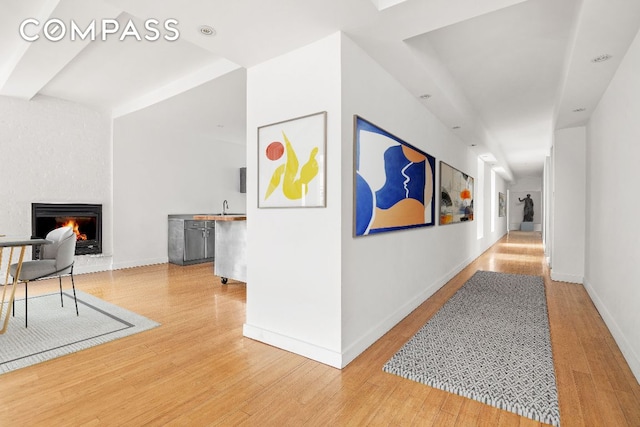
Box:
31;203;102;258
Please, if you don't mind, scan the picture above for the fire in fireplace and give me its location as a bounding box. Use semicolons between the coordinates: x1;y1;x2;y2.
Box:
31;203;102;258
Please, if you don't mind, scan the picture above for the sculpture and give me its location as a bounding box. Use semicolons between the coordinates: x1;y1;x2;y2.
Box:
518;194;534;222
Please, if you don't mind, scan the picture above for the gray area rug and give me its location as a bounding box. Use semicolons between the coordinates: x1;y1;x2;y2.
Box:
1;290;160;374
383;270;560;426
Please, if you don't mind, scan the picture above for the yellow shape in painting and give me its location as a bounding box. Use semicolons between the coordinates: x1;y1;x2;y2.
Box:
264;164;285;200
265;131;319;200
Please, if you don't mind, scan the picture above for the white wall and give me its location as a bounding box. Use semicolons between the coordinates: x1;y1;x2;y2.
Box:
544;154;552;264
244;33;344;365
340;34;507;366
551;127;586;283
0;95;112;274
244;32;507;368
585;28;640;382
112;81;247;269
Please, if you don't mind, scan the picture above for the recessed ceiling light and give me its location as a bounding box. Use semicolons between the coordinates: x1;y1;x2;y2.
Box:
591;54;612;63
480;153;497;163
470;144;477;147
452;126;461;130
572;108;586;113
199;25;216;36
419;94;432;100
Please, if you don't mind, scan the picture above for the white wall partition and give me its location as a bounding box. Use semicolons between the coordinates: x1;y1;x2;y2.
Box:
244;32;508;368
477;158;485;239
585;27;640;382
244;33;344;366
491;169;496;233
340;33;483;366
544;154;553;265
551;127;586;283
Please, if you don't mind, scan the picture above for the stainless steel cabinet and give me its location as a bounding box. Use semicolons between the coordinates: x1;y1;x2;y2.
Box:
168;216;215;265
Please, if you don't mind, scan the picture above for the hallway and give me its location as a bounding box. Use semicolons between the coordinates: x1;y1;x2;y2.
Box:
1;232;639;426
374;231;640;426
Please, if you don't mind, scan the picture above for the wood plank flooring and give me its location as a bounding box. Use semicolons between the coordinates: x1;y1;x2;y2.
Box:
1;231;638;426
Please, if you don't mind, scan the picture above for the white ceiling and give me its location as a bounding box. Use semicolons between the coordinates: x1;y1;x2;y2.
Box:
2;0;640;181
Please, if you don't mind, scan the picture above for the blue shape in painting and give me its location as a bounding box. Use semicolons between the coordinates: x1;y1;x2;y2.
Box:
375;145;425;209
355;172;374;235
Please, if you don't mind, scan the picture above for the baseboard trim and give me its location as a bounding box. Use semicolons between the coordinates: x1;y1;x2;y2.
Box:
74;264;112;275
112;257;168;271
340;255;474;368
242;323;343;369
340;233;507;368
550;271;583;284
583;278;640;384
243;256;474;370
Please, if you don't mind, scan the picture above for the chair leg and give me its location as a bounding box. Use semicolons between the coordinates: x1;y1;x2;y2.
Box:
25;282;28;328
59;276;64;307
70;270;78;316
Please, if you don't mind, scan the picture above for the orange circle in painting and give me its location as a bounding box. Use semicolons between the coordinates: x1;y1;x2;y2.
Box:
402;146;426;163
266;142;284;160
460;189;471;199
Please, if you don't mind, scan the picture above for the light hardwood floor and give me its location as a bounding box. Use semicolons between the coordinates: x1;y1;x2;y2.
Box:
1;232;639;426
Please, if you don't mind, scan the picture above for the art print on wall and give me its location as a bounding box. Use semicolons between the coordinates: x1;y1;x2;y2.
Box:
439;161;474;224
354;116;435;236
258;111;327;208
499;192;506;217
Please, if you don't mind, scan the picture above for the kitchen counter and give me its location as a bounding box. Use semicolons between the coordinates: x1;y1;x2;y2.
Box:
168;215;216;265
168;213;246;283
193;214;246;221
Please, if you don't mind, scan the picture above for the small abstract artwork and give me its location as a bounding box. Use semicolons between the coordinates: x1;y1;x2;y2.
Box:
354;116;435;236
258;112;327;208
440;162;474;225
499;192;506;217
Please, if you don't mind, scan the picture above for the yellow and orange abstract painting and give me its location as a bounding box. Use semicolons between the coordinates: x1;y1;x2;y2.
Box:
258;112;326;208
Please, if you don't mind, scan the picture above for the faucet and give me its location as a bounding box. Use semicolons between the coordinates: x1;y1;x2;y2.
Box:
222;200;229;215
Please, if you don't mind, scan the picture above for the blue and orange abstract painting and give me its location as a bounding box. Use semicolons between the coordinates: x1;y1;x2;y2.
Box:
354;116;435;236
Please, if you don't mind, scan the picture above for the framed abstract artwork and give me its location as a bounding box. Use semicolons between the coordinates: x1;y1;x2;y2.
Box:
257;111;327;208
439;161;474;224
354;116;436;236
499;192;506;217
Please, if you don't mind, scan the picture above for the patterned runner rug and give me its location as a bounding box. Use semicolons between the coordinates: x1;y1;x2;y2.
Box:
1;290;159;374
383;270;560;426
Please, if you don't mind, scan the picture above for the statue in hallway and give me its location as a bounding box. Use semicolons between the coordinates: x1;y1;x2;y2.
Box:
518;194;534;222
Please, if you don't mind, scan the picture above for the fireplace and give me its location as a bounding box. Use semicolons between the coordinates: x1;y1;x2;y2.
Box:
32;203;102;258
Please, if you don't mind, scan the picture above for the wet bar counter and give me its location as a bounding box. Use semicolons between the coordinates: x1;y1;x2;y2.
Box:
193;214;246;284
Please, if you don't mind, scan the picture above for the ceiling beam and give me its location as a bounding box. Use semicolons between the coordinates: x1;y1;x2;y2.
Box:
0;0;61;94
112;58;241;118
0;0;122;100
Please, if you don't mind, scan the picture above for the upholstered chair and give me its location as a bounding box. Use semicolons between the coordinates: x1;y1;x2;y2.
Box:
10;226;78;327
